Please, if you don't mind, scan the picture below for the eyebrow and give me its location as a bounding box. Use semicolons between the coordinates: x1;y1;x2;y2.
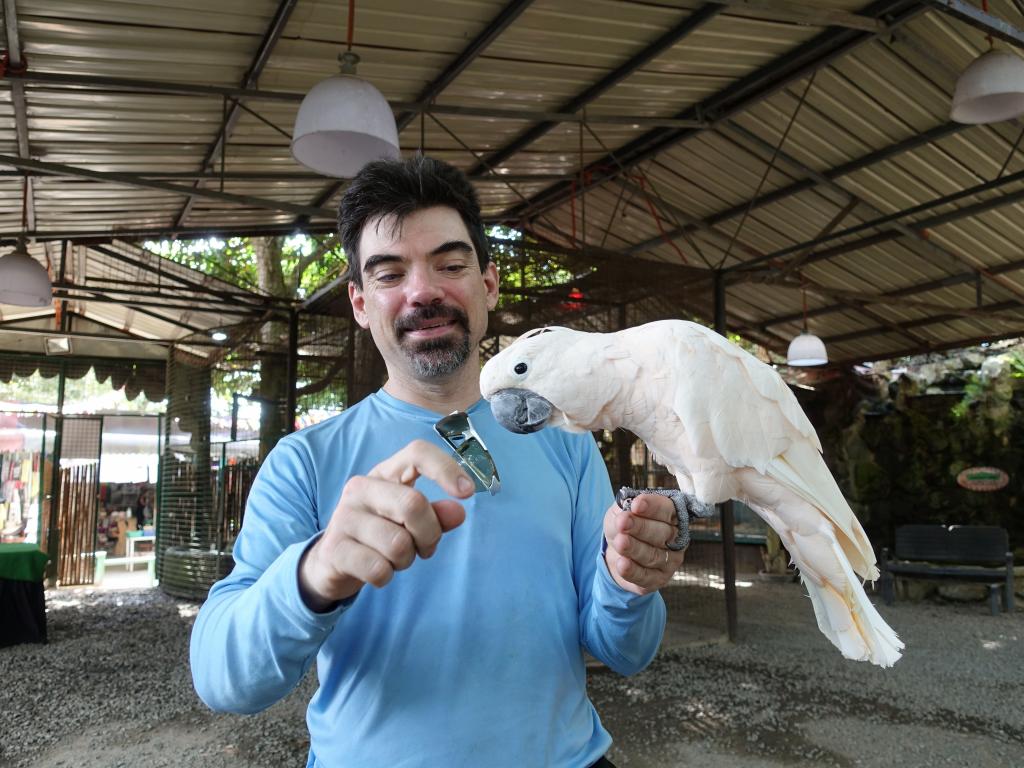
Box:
362;240;475;274
429;240;474;257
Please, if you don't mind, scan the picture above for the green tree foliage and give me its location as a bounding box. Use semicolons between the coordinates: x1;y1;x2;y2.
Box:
488;227;582;305
144;235;346;299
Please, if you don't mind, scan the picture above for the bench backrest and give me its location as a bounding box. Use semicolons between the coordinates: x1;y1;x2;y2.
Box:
894;524;1008;565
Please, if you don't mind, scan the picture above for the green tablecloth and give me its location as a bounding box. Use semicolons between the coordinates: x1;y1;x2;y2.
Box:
0;543;49;582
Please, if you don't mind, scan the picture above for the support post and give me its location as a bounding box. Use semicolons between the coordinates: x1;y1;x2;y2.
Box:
713;271;739;643
285;309;298;433
230;393;239;442
346;319;356;409
613;304;633;489
45;241;70;586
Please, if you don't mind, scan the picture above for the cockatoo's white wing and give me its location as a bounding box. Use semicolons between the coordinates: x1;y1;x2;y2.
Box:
661;320;819;472
767;441;878;579
657;321;875;577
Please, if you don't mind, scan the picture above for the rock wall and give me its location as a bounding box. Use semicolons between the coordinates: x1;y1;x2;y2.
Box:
793;348;1024;559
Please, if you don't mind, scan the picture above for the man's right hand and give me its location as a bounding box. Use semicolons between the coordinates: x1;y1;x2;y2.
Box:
298;439;476;611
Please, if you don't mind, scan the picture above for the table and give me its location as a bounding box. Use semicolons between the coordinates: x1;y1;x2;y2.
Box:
0;543;49;648
126;534;155;572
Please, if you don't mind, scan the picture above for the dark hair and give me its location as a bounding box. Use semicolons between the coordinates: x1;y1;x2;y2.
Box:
338;156;491;288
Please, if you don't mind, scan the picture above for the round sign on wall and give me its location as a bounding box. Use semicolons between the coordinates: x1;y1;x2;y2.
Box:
956;466;1009;492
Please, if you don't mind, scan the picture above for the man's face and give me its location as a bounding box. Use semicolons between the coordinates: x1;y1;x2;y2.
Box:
348;206;499;382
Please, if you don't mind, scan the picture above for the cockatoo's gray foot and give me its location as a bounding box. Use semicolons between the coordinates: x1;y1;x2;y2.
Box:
615;487;717;551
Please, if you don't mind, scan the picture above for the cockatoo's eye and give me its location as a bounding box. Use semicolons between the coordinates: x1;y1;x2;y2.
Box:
514;362;528;375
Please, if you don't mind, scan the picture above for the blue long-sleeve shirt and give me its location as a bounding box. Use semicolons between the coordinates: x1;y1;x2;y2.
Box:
190;390;666;767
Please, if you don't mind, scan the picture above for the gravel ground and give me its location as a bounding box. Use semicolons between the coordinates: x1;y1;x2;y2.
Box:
1;580;1021;768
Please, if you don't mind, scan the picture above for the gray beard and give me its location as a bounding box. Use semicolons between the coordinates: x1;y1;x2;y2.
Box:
403;335;471;378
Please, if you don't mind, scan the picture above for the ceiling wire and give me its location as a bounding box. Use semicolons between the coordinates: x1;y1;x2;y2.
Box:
715;70;817;270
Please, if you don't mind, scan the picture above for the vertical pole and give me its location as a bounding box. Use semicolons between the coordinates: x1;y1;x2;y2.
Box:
230;392;239;442
45;240;70;586
346;318;356;409
215;443;227;552
613;304;633;489
713;271;739;643
285;309;298;434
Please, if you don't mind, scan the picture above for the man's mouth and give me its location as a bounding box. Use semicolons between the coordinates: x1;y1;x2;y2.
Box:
396;306;469;340
405;319;456;338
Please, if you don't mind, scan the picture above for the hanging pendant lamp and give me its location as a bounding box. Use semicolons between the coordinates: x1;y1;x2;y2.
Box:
0;179;52;307
951;50;1024;124
0;237;52;307
787;284;828;366
950;1;1024;125
291;0;400;178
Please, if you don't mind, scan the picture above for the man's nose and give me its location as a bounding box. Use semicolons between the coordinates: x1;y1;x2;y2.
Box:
405;267;445;305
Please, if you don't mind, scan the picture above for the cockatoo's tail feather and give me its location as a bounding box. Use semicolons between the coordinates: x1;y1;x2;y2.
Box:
480;320;903;667
747;479;903;667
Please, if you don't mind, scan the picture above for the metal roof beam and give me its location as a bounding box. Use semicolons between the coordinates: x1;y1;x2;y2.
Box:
88;244;273;309
395;0;535;133
466;4;723;177
709;0;883;30
925;0;1024;51
713;120;993;287
825;300;1024;345
2;0;34;230
623;121;961;255
0;70;707;128
0;169;576;183
730;166;1024;275
52;289;267;317
2;223;338;244
497;0;923;222
753;178;1024;276
0;154;333;219
737;254;1024;331
611;175;931;344
0;324;168;346
834;328;1024;365
174;0;299;227
63;292;208;334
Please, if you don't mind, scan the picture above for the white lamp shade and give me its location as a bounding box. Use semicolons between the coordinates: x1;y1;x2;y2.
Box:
787;333;828;367
0;241;52;307
951;51;1024;124
291;74;400;178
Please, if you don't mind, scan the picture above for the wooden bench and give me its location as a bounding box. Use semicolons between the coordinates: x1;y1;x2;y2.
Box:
879;524;1015;615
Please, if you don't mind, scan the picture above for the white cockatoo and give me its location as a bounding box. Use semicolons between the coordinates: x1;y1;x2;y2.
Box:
479;320;903;667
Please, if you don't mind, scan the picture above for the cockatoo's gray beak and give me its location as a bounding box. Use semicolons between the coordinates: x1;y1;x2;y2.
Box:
489;388;553;434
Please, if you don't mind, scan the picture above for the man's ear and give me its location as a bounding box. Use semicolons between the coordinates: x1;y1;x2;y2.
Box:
483;262;499;311
348;281;370;329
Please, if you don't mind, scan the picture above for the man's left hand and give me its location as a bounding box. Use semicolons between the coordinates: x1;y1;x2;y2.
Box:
602;493;686;595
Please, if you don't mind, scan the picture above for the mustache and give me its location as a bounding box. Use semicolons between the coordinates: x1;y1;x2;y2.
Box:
394;304;470;337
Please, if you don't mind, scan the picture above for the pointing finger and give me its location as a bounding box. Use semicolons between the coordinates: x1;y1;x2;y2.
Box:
370;439;475;499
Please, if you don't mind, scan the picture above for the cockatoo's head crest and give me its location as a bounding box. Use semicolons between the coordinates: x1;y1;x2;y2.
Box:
480;325;595;434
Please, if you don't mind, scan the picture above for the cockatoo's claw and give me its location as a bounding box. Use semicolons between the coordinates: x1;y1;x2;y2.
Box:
616;487;717;551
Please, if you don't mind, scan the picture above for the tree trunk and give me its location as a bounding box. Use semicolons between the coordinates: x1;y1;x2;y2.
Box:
252;238;289;461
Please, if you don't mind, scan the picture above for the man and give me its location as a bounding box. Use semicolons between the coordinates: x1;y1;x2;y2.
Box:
190;156;687;767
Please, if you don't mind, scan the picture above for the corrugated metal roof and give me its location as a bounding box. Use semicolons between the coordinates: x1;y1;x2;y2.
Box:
1;0;1022;363
0;239;276;358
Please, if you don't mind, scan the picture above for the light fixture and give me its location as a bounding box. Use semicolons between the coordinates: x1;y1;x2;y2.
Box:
951;50;1024;124
44;336;72;355
0;178;52;307
787;284;828;367
0;237;52;307
211;330;228;342
787;333;828;367
291;0;399;178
